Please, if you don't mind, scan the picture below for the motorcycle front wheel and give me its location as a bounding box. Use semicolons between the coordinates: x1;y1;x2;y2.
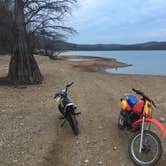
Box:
118;110;126;129
129;130;162;166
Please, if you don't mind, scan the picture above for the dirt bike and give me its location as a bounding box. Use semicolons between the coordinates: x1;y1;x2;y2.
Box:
54;82;81;135
118;88;166;166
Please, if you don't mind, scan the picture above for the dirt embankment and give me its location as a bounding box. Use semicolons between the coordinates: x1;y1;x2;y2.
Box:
0;55;166;166
57;55;130;72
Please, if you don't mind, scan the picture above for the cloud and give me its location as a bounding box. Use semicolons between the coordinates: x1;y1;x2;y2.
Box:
67;0;166;44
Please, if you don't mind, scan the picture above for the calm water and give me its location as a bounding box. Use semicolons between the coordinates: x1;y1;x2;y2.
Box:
62;51;166;76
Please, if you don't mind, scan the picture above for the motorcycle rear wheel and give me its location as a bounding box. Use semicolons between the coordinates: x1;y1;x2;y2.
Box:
129;130;162;166
67;111;79;135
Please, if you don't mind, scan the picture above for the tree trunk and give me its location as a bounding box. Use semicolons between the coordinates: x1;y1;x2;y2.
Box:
8;0;43;84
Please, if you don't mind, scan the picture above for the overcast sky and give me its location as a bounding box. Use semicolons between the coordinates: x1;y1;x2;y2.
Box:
66;0;166;44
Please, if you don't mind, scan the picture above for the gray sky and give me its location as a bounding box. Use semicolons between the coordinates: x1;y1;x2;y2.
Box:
67;0;166;44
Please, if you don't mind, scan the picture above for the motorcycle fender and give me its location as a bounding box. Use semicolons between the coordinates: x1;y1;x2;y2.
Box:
65;103;75;112
132;118;166;136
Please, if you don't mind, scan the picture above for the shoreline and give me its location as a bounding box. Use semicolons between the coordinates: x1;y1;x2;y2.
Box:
1;54;166;77
56;55;131;73
53;55;166;77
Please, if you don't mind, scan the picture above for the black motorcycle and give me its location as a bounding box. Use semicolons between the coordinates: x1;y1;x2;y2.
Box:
54;82;80;135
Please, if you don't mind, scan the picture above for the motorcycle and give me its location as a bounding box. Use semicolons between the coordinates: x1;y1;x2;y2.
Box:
54;82;81;135
118;88;166;166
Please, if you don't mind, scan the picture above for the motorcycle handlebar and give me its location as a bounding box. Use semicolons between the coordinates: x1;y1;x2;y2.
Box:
66;82;74;88
54;93;59;99
65;81;74;93
132;88;143;95
132;88;156;107
54;82;74;98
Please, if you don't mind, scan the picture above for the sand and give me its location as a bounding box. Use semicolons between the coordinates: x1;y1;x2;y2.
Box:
0;55;166;166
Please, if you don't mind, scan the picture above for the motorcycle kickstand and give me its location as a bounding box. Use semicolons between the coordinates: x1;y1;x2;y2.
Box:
58;116;65;120
61;119;66;127
74;112;81;116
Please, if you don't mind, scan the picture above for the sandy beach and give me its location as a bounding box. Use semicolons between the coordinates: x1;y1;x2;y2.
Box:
0;55;166;166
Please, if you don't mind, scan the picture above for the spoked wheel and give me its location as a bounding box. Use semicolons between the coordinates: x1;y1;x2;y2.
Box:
118;110;126;129
67;111;79;135
129;130;162;166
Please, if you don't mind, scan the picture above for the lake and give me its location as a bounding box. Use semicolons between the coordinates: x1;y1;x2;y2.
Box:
62;50;166;76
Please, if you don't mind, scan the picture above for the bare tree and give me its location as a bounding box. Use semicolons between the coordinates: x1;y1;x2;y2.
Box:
0;0;13;54
8;0;77;84
8;0;43;84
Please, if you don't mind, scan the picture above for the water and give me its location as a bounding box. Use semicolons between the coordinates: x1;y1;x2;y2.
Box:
67;58;93;62
62;50;166;76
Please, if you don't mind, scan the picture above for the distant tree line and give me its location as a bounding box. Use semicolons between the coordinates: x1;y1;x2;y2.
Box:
59;42;166;51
